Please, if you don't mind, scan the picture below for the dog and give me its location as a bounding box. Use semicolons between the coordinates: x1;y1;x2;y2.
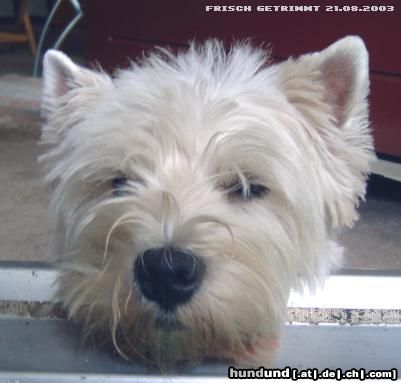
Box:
39;36;373;368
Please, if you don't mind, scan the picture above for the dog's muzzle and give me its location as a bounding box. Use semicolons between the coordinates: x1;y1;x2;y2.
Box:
134;247;205;311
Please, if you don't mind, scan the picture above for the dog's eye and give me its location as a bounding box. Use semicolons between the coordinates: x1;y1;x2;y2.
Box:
226;179;269;201
112;176;128;196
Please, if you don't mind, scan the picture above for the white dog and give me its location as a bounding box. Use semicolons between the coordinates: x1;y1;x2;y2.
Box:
40;36;373;368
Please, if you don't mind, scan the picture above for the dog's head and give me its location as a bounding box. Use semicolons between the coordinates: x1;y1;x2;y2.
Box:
40;37;373;367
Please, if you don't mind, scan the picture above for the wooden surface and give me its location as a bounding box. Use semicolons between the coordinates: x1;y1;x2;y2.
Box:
0;0;36;55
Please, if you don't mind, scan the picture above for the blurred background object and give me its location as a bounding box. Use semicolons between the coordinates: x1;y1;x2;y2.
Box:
33;0;83;76
0;0;36;55
0;0;85;75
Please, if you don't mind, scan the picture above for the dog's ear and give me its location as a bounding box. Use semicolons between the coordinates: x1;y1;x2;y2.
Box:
312;36;369;128
278;35;369;130
277;36;374;229
41;50;111;119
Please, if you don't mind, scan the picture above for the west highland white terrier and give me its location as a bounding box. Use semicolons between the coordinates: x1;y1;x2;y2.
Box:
40;36;373;368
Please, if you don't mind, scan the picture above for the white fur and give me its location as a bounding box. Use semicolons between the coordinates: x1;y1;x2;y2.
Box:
40;36;374;368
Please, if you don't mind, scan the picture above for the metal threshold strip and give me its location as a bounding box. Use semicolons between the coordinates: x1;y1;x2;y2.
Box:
371;158;401;182
0;262;400;382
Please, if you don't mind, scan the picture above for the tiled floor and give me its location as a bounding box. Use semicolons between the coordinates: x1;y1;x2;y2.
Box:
0;53;400;270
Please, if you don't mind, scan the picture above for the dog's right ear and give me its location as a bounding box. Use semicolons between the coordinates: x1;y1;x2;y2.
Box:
41;50;112;119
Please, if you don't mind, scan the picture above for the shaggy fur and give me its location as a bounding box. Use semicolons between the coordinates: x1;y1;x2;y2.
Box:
40;36;374;368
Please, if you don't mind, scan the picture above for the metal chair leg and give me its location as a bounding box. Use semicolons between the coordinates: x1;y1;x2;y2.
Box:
33;0;83;77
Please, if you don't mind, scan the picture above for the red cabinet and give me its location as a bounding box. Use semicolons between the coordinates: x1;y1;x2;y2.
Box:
87;1;401;157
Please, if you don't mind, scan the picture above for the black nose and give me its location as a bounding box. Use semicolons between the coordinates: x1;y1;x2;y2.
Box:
134;247;205;311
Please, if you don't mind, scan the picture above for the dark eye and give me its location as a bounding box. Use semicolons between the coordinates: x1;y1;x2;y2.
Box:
112;176;128;196
226;178;269;201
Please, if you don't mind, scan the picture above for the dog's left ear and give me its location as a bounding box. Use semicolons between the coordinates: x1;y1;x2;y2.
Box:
278;35;370;130
277;36;374;229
